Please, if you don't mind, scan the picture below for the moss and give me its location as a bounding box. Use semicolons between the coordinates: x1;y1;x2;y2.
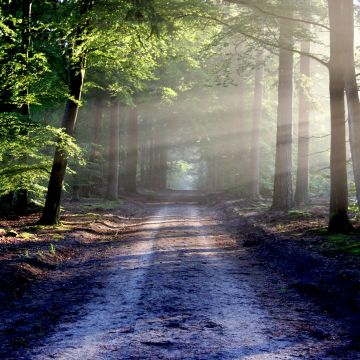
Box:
326;233;360;256
18;232;36;240
287;209;312;218
80;200;123;212
52;234;65;241
66;212;101;220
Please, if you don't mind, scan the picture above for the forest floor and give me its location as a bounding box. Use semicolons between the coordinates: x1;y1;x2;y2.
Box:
0;192;359;359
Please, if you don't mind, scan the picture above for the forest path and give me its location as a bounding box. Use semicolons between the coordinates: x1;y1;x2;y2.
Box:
23;202;345;359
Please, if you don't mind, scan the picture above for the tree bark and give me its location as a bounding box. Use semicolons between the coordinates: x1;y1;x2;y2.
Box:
271;19;294;210
39;1;92;225
249;50;264;200
13;0;32;213
105;100;120;200
89;97;103;163
294;40;311;207
124;107;138;193
342;0;360;208
149;135;156;189
327;0;353;232
157;143;167;190
39;57;85;224
20;0;31;118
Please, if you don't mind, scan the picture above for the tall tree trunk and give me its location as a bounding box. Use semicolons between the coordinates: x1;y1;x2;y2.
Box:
327;0;353;232
157;144;167;190
124;107;138;193
89;97;103;163
343;0;360;208
237;77;247;188
249;50;264;200
149;135;156;189
294;40;311;206
271;19;294;210
39;63;85;224
39;1;91;225
105;100;120;200
13;0;32;212
20;0;31;118
86;97;104;197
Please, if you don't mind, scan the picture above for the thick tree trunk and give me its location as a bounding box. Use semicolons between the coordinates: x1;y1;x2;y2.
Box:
39;61;85;224
328;0;353;232
249;51;264;200
294;40;311;207
124;107;138;193
39;1;92;225
271;19;294;210
342;0;360;208
105;100;120;200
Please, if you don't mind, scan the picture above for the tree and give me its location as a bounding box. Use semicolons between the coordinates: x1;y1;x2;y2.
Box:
105;100;121;200
294;39;311;207
39;0;165;223
271;17;294;211
327;0;353;233
124;107;138;193
39;0;91;224
249;50;264;200
342;0;360;209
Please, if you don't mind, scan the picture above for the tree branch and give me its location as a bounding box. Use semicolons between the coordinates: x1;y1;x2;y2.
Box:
224;0;330;31
195;14;329;67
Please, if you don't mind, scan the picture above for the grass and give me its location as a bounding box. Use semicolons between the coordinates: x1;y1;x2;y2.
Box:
19;232;36;240
67;212;100;219
326;234;360;256
49;243;56;255
287;209;312;218
79;200;123;212
25;224;72;232
52;234;65;241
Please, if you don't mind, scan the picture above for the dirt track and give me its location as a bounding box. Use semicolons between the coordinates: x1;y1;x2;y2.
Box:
8;202;356;359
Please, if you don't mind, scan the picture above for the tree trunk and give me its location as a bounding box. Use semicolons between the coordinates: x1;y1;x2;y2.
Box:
149;135;156;189
20;0;31;118
327;0;353;232
271;19;294;210
13;0;32;213
157;144;167;190
39;59;86;224
294;40;311;207
124;107;138;193
39;1;92;225
342;0;360;208
236;77;245;187
105;100;120;200
249;50;264;200
89;97;103;163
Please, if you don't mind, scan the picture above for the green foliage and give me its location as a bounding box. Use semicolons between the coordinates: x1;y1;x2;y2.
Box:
0;113;84;203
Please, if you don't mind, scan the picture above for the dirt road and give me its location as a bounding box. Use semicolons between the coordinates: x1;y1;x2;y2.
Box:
16;203;352;359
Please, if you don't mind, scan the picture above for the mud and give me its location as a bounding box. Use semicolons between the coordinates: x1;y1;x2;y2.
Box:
1;202;357;359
